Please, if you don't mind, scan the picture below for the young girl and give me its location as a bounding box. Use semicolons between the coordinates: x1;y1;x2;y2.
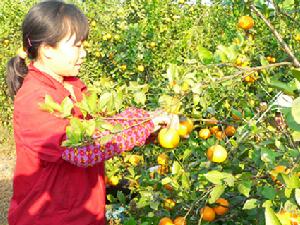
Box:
6;1;176;224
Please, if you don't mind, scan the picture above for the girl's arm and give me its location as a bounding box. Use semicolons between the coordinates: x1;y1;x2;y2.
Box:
62;108;155;167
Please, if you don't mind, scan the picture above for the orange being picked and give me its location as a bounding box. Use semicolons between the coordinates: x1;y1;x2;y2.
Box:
198;128;211;140
238;15;254;30
213;198;229;215
173;216;186;225
207;145;227;163
201;206;216;222
158;128;180;149
159;217;174;225
225;125;236;137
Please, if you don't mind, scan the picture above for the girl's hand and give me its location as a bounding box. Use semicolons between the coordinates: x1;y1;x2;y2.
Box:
149;110;179;132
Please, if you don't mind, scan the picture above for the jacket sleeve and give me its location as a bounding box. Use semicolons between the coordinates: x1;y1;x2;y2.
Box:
62;108;154;167
14;90;70;163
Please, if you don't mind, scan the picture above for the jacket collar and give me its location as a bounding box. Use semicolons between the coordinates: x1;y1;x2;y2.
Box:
27;62;86;93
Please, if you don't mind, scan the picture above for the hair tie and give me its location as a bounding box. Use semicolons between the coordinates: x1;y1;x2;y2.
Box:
27;37;32;47
17;47;27;59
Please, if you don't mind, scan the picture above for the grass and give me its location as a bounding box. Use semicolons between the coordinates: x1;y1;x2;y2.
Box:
0;126;15;225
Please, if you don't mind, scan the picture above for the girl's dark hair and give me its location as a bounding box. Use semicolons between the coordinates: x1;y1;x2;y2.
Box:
6;0;89;99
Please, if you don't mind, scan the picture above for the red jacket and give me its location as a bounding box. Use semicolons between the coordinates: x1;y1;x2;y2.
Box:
9;64;153;225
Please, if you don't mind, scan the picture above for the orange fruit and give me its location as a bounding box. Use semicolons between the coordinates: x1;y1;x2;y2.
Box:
158;165;169;175
163;198;176;210
207;145;227;163
149;41;156;48
238;15;254;30
159;217;174;225
128;155;141;166
173;216;186;225
164;184;174;191
137;65;145;72
199;128;211;140
157;153;169;165
207;146;214;161
210;125;219;134
201;206;216;222
215;131;225;140
180;118;194;132
213;198;229;215
225;125;236;137
178;123;190;138
267;56;276;63
295;33;300;41
120;64;127;71
158;128;180;149
109;176;119;186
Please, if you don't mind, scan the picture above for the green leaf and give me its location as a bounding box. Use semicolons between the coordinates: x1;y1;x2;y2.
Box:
60;97;74;118
84;120;96;137
99;134;114;145
281;107;300;131
208;185;225;204
99;92;113;111
292;131;300;142
268;76;298;96
171;161;183;175
182;172;190;190
124;217;137;225
39;94;62;113
99;121;114;131
265;206;282;225
149;201;159;210
205;171;234;186
259;186;276;200
197;46;213;64
291;68;300;81
134;91;146;105
291;97;300;124
87;91;98;114
237;180;252;197
117;191;126;204
281;173;300;188
261;148;279;163
243;199;258;210
111;124;124;133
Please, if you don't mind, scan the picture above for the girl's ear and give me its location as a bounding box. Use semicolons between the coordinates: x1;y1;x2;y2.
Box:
39;43;55;59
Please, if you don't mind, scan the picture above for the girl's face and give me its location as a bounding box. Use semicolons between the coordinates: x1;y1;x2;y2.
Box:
44;34;86;77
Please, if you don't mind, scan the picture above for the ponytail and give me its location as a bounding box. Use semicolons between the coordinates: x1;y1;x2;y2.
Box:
6;56;28;99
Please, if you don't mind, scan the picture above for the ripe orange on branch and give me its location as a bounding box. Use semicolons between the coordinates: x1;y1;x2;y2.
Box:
173;216;186;225
207;145;228;163
213;198;229;215
225;125;236;137
157;153;169;165
238;15;254;30
178;117;194;138
199;128;211;140
158;128;180;149
163;198;176;210
201;206;216;222
159;217;174;225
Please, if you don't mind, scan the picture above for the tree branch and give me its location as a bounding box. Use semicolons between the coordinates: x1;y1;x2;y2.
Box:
250;4;300;68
